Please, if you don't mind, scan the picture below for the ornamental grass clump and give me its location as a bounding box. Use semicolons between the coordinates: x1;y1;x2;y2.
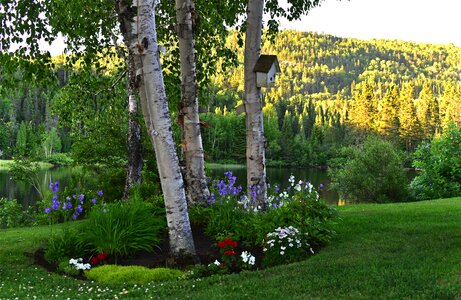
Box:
79;200;166;259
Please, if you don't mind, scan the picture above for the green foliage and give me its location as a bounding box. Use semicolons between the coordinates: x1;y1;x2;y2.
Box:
9;158;46;200
191;173;337;250
85;265;183;284
44;226;90;264
410;124;461;200
330;137;409;203
0;198;35;229
80;201;166;257
262;226;312;267
45;153;73;166
57;259;81;277
41;128;61;159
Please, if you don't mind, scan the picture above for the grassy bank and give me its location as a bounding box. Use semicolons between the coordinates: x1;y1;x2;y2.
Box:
0;159;53;171
1;199;461;299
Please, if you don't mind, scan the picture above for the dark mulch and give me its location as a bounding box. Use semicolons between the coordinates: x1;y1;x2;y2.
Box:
32;223;263;278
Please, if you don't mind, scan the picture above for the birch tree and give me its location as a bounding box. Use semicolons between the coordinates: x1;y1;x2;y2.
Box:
243;0;329;209
244;0;267;210
175;0;210;205
115;0;196;257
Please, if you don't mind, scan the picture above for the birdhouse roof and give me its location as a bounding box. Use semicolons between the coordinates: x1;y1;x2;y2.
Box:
253;55;280;73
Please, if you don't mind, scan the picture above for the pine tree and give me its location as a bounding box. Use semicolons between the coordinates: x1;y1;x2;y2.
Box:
350;81;376;132
399;82;423;151
377;84;399;138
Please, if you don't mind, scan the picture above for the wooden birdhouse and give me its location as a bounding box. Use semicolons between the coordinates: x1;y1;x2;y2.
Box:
253;54;280;88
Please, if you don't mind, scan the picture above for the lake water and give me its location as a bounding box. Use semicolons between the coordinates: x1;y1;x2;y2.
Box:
0;165;339;207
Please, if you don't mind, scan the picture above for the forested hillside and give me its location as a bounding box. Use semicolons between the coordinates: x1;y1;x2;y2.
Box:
0;30;460;167
202;30;461;165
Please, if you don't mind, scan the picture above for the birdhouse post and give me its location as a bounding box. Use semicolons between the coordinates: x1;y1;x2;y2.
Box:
253;54;280;88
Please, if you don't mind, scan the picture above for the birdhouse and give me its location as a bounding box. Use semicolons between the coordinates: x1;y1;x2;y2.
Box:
253;54;280;88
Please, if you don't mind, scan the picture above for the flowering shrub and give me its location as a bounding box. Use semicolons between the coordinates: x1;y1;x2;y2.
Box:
217;238;238;268
196;172;337;249
263;226;313;267
43;181;105;223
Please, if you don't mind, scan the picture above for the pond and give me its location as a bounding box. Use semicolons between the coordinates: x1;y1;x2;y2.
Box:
0;164;340;207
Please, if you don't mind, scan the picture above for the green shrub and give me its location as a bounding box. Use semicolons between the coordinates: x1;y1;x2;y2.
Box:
80;201;166;258
329;137;409;203
85;265;183;284
411;124;461;200
46;153;73;166
0;198;35;228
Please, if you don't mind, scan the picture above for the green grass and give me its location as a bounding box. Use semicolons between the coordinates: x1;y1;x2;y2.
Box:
1;199;461;299
0;159;53;171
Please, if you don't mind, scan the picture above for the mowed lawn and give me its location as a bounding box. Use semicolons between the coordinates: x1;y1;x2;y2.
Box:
1;198;461;299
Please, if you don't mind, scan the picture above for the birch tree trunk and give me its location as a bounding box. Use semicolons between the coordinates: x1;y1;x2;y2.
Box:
123;54;143;199
175;0;210;206
244;0;267;210
115;0;196;258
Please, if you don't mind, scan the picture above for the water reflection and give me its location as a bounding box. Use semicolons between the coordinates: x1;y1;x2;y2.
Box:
0;165;341;208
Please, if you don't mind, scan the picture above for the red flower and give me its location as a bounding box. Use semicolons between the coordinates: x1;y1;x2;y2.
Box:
96;252;108;261
218;238;238;249
91;257;99;265
223;250;235;256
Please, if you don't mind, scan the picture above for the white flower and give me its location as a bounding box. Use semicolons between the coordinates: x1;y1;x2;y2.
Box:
280;251;285;255
248;256;255;265
213;260;221;266
294;184;301;191
289;243;294;247
309;248;315;254
75;263;91;270
280;246;286;250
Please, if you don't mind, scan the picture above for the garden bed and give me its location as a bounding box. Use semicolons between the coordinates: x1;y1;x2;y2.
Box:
33;222;264;278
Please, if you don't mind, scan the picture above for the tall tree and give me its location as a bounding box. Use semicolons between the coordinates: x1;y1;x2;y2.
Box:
115;0;196;258
244;0;267;210
175;0;210;205
377;84;399;138
399;82;422;151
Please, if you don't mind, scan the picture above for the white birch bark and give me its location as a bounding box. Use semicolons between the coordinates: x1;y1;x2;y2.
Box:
175;0;210;206
244;0;267;210
115;0;196;257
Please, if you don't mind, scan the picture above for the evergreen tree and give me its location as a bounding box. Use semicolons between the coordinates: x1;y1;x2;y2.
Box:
399;82;423;151
15;121;28;157
377;84;399;138
351;81;376;132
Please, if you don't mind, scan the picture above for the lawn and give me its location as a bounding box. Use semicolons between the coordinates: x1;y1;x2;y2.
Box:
1;198;461;299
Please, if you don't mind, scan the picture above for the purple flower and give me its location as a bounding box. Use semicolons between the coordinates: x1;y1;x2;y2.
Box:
319;183;325;190
66;196;71;201
66;202;72;209
79;194;85;204
75;205;83;214
275;185;279;193
72;214;77;220
97;190;103;197
51;197;60;210
45;207;51;214
92;198;97;205
49;181;59;193
207;193;215;205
